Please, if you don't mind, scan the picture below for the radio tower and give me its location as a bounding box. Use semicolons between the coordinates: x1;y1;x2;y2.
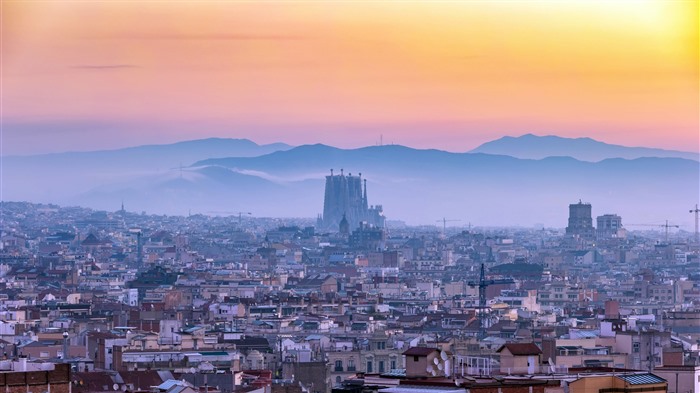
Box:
691;204;699;244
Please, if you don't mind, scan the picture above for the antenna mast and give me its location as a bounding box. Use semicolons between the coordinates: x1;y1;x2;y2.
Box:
691;204;699;244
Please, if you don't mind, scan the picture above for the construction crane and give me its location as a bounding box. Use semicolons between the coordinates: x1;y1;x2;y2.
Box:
625;220;679;243
690;204;699;244
436;218;461;235
467;263;515;338
659;220;679;243
206;211;252;226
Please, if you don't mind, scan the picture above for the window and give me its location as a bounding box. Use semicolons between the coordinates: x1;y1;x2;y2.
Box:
414;356;419;362
366;361;373;373
633;342;640;353
391;360;396;370
379;361;385;373
335;360;343;372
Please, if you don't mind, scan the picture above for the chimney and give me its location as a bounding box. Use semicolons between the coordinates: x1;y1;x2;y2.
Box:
604;300;620;319
16;356;27;372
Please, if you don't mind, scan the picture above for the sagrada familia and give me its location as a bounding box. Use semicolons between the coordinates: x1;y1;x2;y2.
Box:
317;169;385;232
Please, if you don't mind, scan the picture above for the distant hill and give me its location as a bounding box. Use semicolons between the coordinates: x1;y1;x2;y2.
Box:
4;140;698;227
4;137;292;163
2;137;292;210
470;134;699;162
184;144;698;226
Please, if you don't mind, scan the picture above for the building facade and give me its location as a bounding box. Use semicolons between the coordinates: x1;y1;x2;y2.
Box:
566;201;595;240
597;214;623;239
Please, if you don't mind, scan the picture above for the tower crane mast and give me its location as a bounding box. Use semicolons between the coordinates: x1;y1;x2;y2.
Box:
690;204;699;244
436;218;461;235
207;211;252;226
467;263;515;338
625;220;679;243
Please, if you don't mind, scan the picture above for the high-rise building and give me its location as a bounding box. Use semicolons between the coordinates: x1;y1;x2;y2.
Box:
318;169;385;231
566;200;594;240
597;214;623;239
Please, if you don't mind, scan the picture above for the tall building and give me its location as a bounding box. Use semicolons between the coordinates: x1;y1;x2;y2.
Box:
319;169;385;232
597;214;623;239
566;200;594;240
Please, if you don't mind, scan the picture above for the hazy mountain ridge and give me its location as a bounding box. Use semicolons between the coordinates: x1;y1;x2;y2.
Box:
470;134;699;162
72;145;700;226
4;137;292;166
3;136;698;226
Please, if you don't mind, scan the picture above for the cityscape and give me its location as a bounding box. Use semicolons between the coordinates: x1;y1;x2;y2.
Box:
0;178;699;393
2;2;699;393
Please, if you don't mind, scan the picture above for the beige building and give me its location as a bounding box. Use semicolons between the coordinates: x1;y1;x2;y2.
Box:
654;365;700;393
327;333;404;385
496;343;541;375
569;373;667;393
403;347;442;379
554;345;629;369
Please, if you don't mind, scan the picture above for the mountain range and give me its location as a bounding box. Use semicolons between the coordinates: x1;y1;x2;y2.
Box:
470;134;699;162
2;134;697;227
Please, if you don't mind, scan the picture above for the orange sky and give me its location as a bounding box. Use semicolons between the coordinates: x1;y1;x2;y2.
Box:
2;0;698;154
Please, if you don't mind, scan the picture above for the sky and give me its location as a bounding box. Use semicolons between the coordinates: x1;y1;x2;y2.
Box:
2;0;699;155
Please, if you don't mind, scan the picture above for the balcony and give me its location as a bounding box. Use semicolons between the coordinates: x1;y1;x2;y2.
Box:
334;366;344;372
347;366;356;372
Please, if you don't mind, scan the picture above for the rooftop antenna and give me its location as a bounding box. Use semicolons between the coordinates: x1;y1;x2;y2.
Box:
380;134;383;146
690;204;699;244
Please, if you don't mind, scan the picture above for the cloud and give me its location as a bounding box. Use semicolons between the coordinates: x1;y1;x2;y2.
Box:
71;64;138;70
98;33;304;41
163;33;303;41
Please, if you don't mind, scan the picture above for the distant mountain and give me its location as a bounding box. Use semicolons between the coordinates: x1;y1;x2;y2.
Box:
184;144;698;226
470;134;699;162
2;138;292;209
4;137;292;163
4;141;698;227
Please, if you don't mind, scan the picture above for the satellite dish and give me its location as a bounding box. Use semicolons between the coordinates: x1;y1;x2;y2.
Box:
441;351;448;361
426;366;432;373
190;367;197;374
121;386;127;392
433;358;439;365
431;370;437;377
113;384;119;391
437;363;443;371
444;360;451;377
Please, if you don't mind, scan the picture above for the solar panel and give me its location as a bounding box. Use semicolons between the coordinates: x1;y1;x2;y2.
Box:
619;373;665;385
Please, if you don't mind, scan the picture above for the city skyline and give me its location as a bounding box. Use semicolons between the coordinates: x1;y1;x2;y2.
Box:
3;1;699;155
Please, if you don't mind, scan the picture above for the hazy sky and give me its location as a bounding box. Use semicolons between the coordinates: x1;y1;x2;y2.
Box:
3;1;699;155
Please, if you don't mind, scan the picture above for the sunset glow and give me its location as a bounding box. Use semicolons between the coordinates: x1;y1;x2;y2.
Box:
2;0;698;154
